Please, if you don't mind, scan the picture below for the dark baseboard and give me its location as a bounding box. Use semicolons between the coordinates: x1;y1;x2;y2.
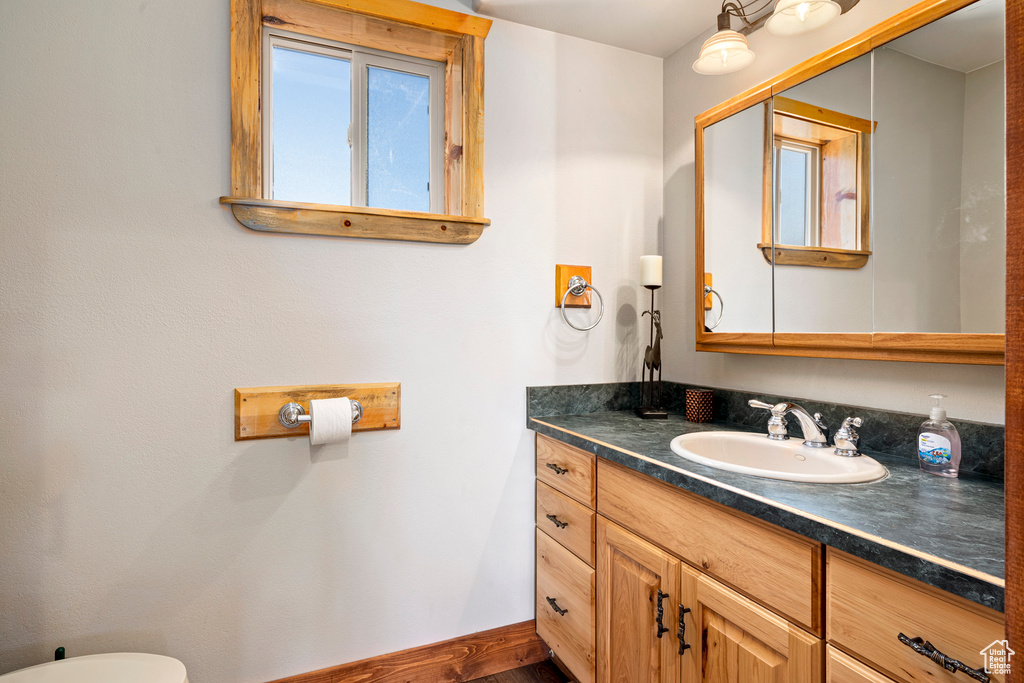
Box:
266;620;548;683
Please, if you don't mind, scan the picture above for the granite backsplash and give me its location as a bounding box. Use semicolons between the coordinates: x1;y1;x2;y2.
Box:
526;381;1005;479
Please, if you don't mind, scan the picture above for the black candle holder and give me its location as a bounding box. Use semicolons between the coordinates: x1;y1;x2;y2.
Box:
637;285;667;419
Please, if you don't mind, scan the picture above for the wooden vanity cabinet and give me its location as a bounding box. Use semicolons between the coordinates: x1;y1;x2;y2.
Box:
596;518;681;683
534;434;1004;683
827;647;898;683
827;550;1005;683
535;435;597;683
680;559;823;683
597;459;822;634
596;517;822;683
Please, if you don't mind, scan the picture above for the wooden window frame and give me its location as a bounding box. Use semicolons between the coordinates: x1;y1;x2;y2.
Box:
759;96;873;270
222;0;492;245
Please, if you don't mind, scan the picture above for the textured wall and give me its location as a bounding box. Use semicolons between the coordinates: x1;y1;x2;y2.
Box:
663;0;1005;423
0;2;662;681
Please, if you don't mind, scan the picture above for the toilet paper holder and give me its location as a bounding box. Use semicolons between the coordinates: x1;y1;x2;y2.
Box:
278;400;363;429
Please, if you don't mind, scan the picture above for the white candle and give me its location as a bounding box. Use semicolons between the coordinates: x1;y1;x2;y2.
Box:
640;255;663;287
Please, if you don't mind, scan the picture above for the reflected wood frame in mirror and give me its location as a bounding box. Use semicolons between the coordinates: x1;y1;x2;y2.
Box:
760;97;873;269
695;0;1005;366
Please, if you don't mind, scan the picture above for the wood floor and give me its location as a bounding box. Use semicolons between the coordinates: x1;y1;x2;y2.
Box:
466;660;571;683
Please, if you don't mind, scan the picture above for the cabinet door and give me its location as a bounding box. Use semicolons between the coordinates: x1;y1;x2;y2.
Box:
827;646;898;683
597;517;681;683
679;561;823;683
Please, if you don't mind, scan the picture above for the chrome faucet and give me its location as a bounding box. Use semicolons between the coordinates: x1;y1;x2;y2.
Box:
748;400;831;448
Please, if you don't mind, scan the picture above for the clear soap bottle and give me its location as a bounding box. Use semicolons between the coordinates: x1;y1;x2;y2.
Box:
918;394;961;478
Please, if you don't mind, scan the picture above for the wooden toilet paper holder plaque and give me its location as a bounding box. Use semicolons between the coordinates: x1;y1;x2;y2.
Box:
234;383;401;440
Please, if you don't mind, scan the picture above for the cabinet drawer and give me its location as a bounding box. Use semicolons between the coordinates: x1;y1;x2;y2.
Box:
828;646;897;683
536;434;596;507
537;528;596;683
827;550;1004;683
597;459;822;634
537;481;596;566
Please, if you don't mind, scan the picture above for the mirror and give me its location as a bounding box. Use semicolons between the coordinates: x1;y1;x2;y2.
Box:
872;0;1005;334
697;0;1005;362
770;55;872;269
773;54;873;334
703;103;772;334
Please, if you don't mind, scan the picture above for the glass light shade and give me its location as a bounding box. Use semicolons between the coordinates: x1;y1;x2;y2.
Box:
692;29;756;75
765;0;842;36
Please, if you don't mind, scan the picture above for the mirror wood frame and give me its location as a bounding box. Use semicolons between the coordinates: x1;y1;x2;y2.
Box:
695;0;1005;366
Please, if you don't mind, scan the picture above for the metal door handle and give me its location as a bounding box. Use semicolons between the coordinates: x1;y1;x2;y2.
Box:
545;462;568;475
678;605;692;655
656;590;670;638
545;514;568;529
546;596;568;616
898;634;990;682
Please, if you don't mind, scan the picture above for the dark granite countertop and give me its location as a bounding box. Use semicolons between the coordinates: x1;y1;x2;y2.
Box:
529;410;1005;611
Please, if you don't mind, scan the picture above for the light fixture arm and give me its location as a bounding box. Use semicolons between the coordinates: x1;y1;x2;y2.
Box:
720;0;775;29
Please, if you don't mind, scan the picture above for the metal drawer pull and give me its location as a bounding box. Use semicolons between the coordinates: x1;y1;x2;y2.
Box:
678;605;692;655
545;514;568;529
546;596;568;616
898;634;990;682
545;462;568;475
655;590;670;638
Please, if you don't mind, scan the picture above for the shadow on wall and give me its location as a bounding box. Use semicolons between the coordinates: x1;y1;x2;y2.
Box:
663;161;698;378
614;285;639;382
543;305;590;364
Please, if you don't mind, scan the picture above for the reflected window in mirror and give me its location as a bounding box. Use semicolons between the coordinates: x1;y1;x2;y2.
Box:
761;97;872;269
775;138;819;246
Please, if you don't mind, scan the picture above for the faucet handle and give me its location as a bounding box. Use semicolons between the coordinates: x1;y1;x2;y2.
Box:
811;412;831;443
748;399;789;440
833;417;863;457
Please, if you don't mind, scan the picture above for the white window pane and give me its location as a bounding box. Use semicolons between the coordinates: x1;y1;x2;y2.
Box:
366;66;430;213
777;147;808;245
272;46;351;205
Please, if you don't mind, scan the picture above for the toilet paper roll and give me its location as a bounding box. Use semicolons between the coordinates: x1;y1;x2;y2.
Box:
309;397;353;445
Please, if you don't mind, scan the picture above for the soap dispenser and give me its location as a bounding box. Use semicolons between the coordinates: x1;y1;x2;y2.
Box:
918;394;961;478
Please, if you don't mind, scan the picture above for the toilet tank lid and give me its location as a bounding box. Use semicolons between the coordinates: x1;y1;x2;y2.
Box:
0;653;187;683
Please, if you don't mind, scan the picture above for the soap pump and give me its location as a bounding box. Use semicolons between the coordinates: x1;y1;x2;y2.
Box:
917;394;961;478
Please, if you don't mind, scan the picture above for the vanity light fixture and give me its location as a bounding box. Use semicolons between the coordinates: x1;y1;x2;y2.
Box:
765;0;842;35
693;7;757;75
694;0;851;75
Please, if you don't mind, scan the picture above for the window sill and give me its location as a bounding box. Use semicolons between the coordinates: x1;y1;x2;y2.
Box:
757;243;871;269
220;197;490;244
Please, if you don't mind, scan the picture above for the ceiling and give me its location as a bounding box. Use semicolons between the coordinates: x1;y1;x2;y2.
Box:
885;0;1004;73
471;0;725;57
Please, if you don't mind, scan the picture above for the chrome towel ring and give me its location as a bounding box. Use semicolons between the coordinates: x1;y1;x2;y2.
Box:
704;284;724;330
560;275;605;331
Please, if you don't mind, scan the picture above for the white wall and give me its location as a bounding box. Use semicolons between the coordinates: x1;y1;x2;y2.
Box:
873;47;965;333
961;60;1007;333
0;2;662;681
663;0;1005;423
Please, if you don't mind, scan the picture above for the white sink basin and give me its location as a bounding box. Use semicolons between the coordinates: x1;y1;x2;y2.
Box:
670;431;888;484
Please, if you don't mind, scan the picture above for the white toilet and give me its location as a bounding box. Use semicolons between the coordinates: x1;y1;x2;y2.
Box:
0;653;187;683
